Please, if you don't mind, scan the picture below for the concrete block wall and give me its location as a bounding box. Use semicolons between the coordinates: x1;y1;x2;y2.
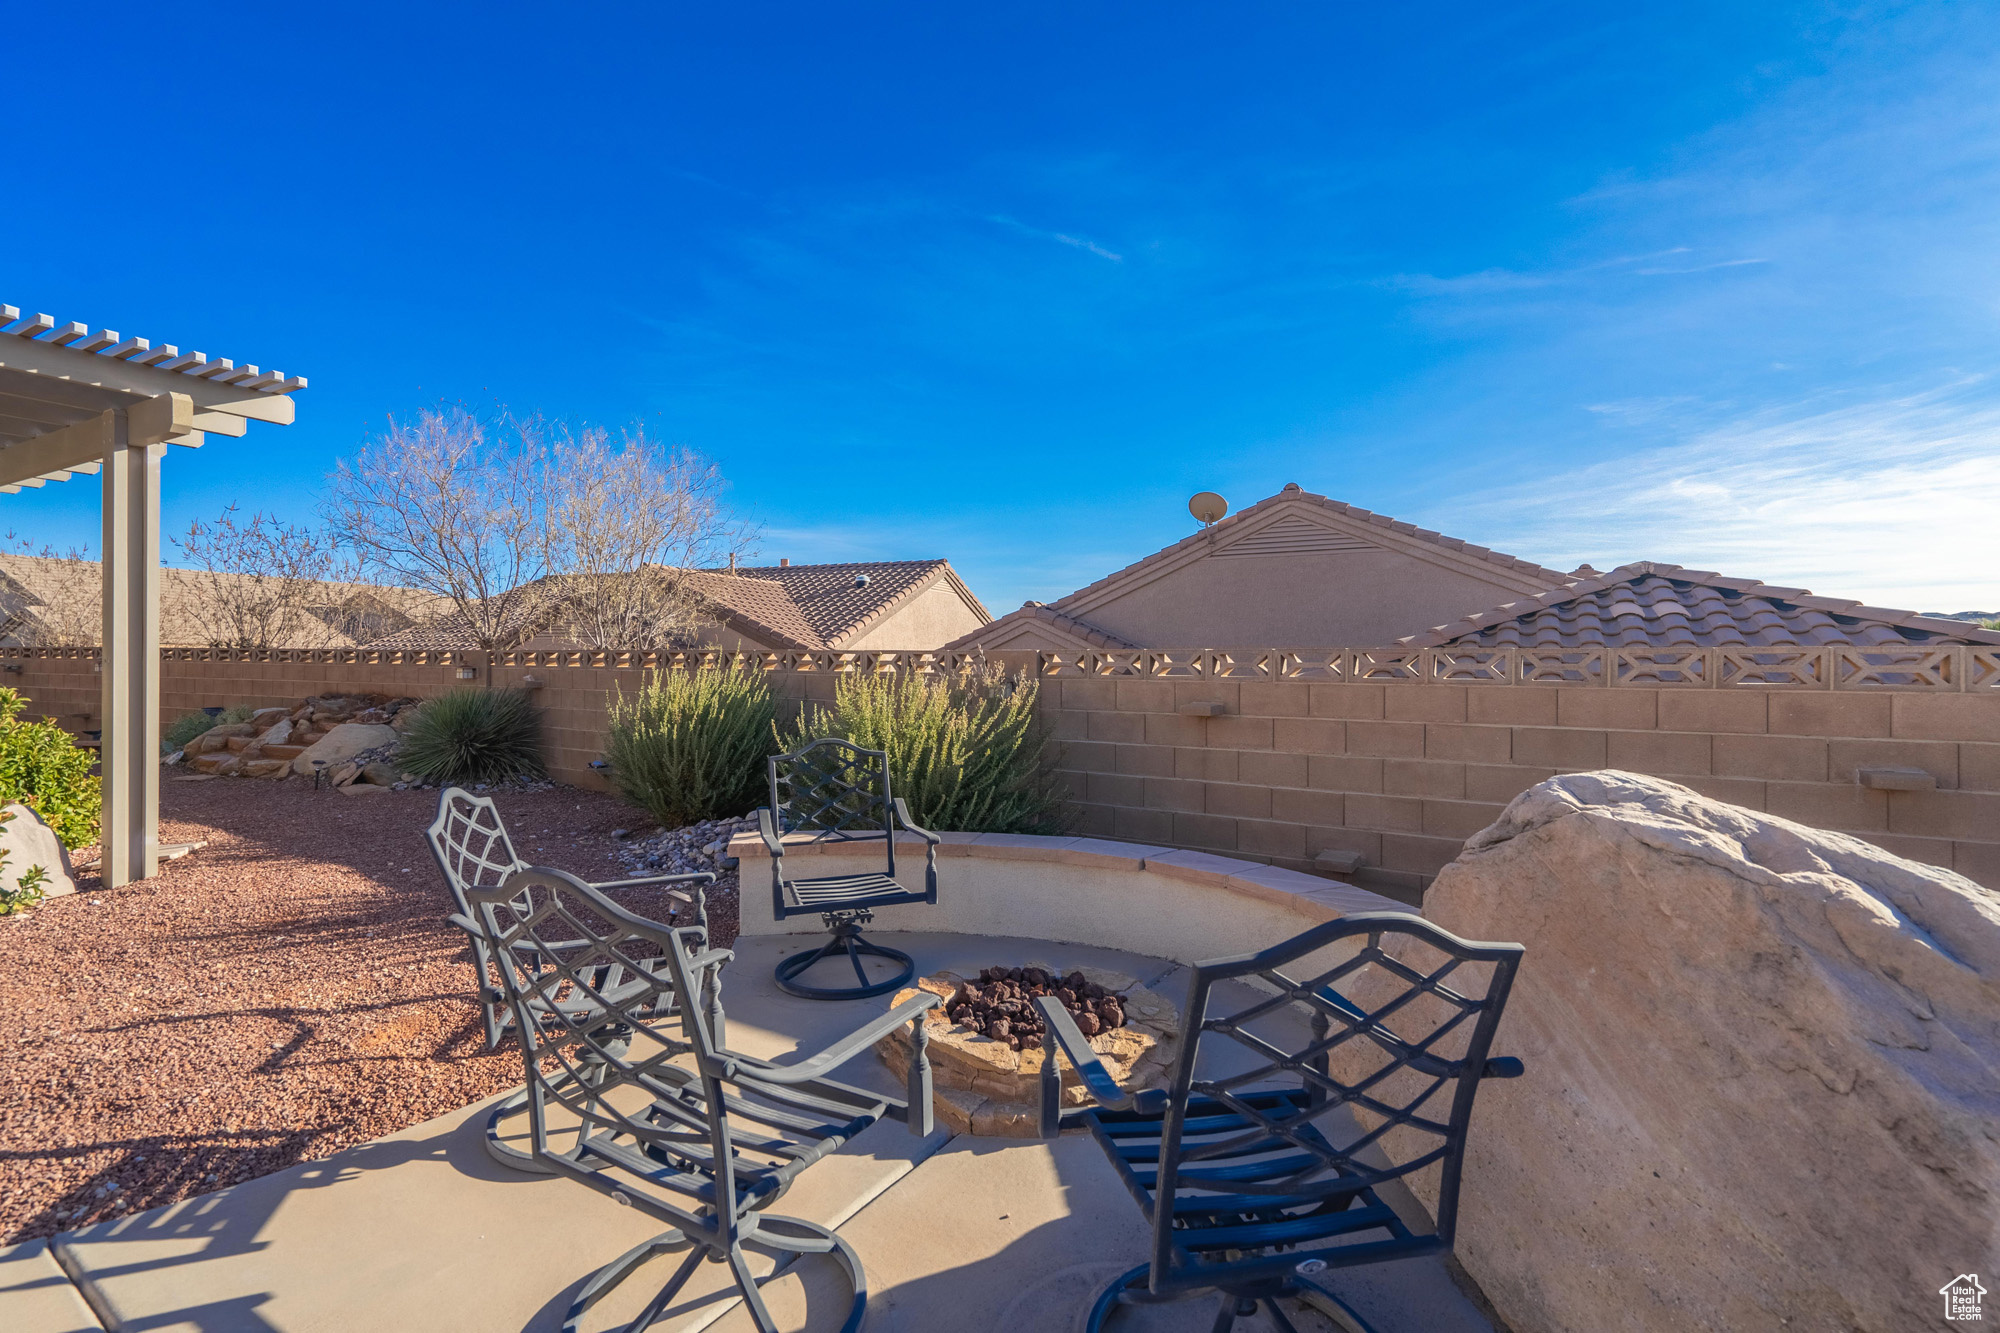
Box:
1042;677;2000;896
3;647;1992;894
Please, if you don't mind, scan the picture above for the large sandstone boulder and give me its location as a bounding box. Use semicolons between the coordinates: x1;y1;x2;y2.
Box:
1420;770;1999;1333
289;723;398;776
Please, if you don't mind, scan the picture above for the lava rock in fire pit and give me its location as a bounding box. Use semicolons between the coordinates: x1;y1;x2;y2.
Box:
949;964;1128;1051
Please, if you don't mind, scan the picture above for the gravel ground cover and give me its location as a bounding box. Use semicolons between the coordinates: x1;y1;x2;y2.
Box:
0;776;742;1244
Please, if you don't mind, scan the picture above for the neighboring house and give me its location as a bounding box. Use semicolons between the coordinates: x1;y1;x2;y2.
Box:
367;559;992;653
0;554;450;648
1394;561;2000;653
948;483;1572;652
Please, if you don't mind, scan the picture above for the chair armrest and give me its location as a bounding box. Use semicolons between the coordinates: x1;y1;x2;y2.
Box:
756;807;784;857
1034;996;1167;1137
722;992;941;1085
587;870;715;905
890;797;940;845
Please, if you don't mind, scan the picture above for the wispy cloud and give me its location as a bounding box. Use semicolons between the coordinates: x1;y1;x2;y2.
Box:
1632;257;1769;275
1454;380;2000;611
984;214;1124;261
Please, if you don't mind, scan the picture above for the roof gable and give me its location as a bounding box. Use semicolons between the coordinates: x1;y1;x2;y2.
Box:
1051;484;1567;619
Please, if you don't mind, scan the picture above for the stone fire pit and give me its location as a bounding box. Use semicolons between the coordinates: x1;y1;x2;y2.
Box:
875;964;1182;1137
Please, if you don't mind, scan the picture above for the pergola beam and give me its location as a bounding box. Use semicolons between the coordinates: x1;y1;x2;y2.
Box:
0;304;304;890
0;335;297;423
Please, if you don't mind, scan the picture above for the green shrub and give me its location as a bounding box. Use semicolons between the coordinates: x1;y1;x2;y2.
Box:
162;705;252;755
783;664;1073;835
0;688;101;848
605;667;776;828
0;812;50;915
395;688;545;785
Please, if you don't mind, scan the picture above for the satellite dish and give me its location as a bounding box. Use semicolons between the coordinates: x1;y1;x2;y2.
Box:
1188;491;1228;526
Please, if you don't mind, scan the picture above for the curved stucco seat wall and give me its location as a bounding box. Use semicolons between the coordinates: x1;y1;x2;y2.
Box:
724;832;1407;966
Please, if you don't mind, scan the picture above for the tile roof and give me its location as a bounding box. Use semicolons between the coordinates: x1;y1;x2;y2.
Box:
363;560;990;652
719;560;985;647
1049;483;1570;615
943;602;1141;652
1395;562;2000;651
0;554;448;648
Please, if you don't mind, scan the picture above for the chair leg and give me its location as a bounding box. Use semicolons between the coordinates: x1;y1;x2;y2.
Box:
1209;1294;1254;1333
1085;1263;1153;1332
559;1230;695;1333
773;920;916;1000
1293;1274;1386;1333
481;1088;553;1174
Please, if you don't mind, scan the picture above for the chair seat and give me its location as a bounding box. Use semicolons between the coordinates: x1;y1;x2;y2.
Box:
779;871;925;914
1087;1088;1414;1268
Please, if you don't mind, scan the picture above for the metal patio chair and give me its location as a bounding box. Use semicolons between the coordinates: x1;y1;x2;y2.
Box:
1035;911;1525;1333
757;738;939;1000
454;865;940;1333
427;786;716;1170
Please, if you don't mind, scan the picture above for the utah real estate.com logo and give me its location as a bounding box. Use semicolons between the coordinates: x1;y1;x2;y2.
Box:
1942;1274;1987;1322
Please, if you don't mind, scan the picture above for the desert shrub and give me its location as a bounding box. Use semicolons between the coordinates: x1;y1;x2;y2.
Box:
783;664;1072;835
605;667;776;828
396;688;545;785
0;688;101;848
162;705;252;755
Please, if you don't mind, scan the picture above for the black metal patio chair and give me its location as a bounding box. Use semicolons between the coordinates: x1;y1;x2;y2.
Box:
427;786;716;1170
1035;911;1525;1333
453;864;940;1333
757;738;940;1000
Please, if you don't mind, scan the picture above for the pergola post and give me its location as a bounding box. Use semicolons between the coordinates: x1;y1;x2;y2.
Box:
99;410;162;888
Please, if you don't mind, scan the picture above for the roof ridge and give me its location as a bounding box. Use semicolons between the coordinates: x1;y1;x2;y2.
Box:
1049;485;1569;613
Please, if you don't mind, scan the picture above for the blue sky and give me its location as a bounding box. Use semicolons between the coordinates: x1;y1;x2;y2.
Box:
7;3;1999;615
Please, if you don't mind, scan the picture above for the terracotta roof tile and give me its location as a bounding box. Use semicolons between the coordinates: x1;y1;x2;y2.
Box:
1396;562;2000;651
363;559;987;652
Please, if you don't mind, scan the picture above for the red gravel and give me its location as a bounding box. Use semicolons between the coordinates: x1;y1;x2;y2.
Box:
0;776;740;1244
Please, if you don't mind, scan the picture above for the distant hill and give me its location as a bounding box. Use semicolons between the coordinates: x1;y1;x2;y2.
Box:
1923;610;2000;623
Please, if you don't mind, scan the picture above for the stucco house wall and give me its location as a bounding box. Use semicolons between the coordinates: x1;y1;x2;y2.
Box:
845;580;988;650
1079;545;1549;651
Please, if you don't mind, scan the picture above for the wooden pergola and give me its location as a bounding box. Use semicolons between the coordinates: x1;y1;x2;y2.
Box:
0;304;305;887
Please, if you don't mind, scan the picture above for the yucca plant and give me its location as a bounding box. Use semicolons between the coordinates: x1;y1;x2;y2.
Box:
605;667;776;828
396;688;546;785
783;664;1072;835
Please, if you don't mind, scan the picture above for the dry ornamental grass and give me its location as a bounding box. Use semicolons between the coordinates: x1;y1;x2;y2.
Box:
0;776;740;1244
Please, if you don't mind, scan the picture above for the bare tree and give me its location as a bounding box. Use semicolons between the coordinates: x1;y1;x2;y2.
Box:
171;508;361;648
0;535;100;646
538;421;756;652
326;408;554;654
328;407;754;655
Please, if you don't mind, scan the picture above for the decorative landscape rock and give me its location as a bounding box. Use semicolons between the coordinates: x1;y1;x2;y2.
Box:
167;694;424;784
876;965;1181;1136
0;802;74;900
1410;770;2000;1333
288;723;400;777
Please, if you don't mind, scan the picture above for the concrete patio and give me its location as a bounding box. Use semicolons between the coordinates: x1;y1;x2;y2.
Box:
4;932;1500;1333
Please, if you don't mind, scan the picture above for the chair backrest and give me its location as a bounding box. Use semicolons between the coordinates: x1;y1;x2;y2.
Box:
767;738;897;874
426;787;527;1048
1151;911;1523;1287
460;866;751;1232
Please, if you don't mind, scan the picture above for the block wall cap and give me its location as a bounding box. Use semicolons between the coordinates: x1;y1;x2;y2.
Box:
1857;766;1939;791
